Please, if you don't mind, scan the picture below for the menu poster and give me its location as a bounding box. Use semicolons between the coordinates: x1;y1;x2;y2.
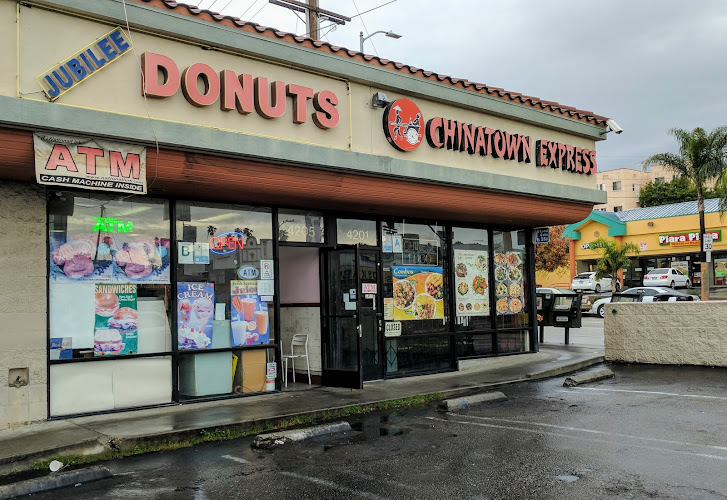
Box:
454;250;489;317
494;251;524;316
94;283;138;356
391;266;444;321
113;236;171;284
177;282;215;350
230;280;270;346
50;232;113;282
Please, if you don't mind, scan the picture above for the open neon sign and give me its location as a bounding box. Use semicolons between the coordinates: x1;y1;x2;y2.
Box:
209;231;245;255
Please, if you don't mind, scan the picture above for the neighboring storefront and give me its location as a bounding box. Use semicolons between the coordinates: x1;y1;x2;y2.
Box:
0;0;609;427
565;200;727;288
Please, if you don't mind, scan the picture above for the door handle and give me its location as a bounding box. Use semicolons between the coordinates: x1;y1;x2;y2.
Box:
357;324;362;338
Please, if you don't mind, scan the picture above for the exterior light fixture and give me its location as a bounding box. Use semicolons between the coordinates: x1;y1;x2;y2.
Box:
359;30;402;54
371;92;391;108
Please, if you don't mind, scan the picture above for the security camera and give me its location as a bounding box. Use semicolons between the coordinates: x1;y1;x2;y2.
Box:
606;118;623;134
371;92;391;108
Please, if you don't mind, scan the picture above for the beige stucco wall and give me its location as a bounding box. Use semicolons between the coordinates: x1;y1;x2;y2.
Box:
604;302;727;366
0;1;16;97
0;182;48;430
7;3;599;193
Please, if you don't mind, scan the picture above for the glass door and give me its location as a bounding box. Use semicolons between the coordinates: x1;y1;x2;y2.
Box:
360;249;383;381
321;246;362;389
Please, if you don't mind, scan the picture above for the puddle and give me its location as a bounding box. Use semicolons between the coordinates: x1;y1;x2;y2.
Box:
557;475;579;483
379;427;405;437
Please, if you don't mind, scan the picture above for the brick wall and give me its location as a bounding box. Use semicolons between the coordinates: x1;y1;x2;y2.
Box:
0;182;47;429
604;301;727;366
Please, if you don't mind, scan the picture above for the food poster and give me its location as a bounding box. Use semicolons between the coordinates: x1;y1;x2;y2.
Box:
113;235;171;284
94;283;138;356
50;232;114;282
230;280;270;345
670;260;689;276
493;251;525;315
391;266;444;321
177;282;215;350
454;250;490;317
715;258;727;278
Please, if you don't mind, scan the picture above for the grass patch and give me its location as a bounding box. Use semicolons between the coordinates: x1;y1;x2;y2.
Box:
24;393;444;474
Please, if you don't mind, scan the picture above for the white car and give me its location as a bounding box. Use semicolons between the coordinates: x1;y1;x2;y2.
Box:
589;286;699;318
571;272;619;293
642;268;690;288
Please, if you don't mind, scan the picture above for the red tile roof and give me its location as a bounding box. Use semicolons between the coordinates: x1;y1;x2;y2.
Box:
135;0;609;127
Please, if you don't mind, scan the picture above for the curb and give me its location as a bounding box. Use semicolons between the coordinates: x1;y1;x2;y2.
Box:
0;466;112;499
564;368;614;387
252;421;352;448
441;391;507;411
526;355;605;380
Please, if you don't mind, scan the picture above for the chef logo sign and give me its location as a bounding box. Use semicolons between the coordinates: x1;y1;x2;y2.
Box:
383;99;423;152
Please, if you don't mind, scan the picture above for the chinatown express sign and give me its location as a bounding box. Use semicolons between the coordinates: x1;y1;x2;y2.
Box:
141;53;339;128
383;98;597;175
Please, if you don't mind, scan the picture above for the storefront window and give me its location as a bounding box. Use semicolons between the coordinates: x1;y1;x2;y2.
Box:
337;219;377;246
278;209;324;243
382;220;448;335
175;202;274;351
452;227;490;331
493;230;529;331
48;191;172;415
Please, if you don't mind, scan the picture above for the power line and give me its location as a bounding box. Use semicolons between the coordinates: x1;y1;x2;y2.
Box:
249;1;268;21
349;0;398;19
351;0;377;56
240;0;261;19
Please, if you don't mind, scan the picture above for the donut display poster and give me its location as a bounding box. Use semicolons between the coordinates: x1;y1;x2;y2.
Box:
50;232;114;282
177;282;215;350
454;250;489;317
391;266;444;321
113;236;171;284
230;280;270;346
94;283;138;356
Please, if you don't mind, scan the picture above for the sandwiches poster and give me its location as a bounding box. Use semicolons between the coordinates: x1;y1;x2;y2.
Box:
94;283;138;356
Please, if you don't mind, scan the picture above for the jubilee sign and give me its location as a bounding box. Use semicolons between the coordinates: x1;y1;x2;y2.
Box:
382;98;597;175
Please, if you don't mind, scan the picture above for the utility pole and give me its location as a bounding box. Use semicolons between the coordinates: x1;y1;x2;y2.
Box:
307;0;319;40
268;1;350;40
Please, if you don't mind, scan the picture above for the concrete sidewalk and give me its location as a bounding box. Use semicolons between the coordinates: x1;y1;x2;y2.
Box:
0;344;603;476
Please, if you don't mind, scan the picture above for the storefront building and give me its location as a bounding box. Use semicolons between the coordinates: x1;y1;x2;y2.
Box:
565;199;727;288
0;0;608;428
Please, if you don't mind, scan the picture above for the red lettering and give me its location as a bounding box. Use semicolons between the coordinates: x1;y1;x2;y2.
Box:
519;136;532;163
492;131;506;158
210;236;222;249
557;143;567;169
425;117;444;148
547;141;558;168
582;148;591;173
181;63;219;106
484;128;495;157
536;140;547;166
566;145;575;171
77;146;104;175
589;150;598;174
287;84;314;124
474;126;487;156
109;151;141;179
504;132;519;160
254;78;286;119
141;52;179;98
574;147;583;173
45;144;78;172
443;119;457;150
461;123;475;154
220;70;253;114
312;90;339;129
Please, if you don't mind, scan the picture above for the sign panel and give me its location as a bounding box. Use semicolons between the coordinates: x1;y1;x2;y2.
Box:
384;322;402;337
703;233;714;251
658;230;721;247
177;282;215;350
454;250;489;317
34;133;146;194
230;280;270;346
362;283;377;294
535;227;549;244
94;283;137;356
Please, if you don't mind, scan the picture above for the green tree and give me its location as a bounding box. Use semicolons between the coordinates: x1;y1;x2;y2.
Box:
638;176;717;207
535;225;569;272
643;127;727;299
592;237;639;292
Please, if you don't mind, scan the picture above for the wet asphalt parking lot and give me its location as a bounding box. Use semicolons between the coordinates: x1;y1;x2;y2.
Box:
29;362;727;500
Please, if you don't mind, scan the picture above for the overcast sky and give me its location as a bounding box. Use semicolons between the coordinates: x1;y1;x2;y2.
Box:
196;0;727;171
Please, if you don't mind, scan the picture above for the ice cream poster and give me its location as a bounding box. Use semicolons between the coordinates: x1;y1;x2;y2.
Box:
391;266;444;321
177;282;215;350
94;283;138;356
50;232;114;282
230;280;270;346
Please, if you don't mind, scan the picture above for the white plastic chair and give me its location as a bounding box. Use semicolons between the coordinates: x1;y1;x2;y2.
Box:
282;334;311;387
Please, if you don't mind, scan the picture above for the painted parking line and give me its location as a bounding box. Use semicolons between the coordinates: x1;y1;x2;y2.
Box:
343;470;419;492
426;415;727;461
560;386;727;401
280;471;390;500
221;454;250;464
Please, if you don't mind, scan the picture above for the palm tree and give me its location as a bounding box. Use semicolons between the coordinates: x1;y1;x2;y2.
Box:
592;237;639;293
643;127;727;299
